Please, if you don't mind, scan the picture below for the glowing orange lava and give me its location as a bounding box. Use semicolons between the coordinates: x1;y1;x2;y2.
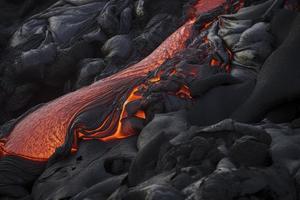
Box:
0;0;240;161
210;58;221;66
176;85;193;99
99;86;144;141
149;76;161;83
0;11;196;161
135;110;146;119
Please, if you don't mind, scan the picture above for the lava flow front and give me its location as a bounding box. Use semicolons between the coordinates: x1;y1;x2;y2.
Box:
0;0;243;161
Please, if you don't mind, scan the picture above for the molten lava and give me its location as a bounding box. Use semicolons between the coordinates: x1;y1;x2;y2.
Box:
0;0;243;161
176;85;193;99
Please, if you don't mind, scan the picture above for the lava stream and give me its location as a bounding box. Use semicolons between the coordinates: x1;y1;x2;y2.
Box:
0;0;241;161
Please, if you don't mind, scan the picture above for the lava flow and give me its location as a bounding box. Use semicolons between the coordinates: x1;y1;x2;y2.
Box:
0;0;243;161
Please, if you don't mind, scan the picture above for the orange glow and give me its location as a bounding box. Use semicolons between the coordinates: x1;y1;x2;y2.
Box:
191;0;226;17
0;16;195;161
77;114;111;138
176;85;192;99
77;86;145;142
100;87;143;141
203;21;214;29
209;46;234;70
210;58;220;66
0;0;242;161
135;110;146;119
0;139;5;157
149;76;161;83
170;69;177;76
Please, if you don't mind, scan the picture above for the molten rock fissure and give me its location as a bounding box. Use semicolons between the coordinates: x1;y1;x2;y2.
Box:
1;0;300;199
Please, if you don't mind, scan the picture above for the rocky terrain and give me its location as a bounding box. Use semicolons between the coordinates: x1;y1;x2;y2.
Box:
1;0;300;199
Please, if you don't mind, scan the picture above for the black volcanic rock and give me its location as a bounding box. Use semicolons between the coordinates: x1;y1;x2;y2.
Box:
137;110;188;150
187;1;275;127
105;119;298;200
124;184;184;200
102;35;133;65
269;9;298;46
232;13;300;122
2;1;300;200
184;167;296;200
6;83;38;112
267;126;300;174
133;14;179;57
32;137;137;200
97;2;121;37
135;0;187;20
0;156;45;198
75;58;106;89
229;136;270;167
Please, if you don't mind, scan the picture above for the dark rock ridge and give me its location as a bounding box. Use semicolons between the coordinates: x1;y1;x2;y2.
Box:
30;117;300;200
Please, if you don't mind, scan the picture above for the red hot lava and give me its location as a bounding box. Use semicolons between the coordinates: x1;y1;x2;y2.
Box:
0;0;243;161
